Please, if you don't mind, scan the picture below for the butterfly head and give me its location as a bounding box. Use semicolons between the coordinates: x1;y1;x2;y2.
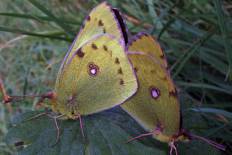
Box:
50;93;81;119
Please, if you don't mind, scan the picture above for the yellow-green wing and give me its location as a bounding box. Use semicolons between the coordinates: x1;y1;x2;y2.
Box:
53;34;137;118
121;33;180;143
60;2;127;71
127;32;167;68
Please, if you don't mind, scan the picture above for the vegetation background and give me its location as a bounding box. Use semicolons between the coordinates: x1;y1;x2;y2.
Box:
0;0;231;155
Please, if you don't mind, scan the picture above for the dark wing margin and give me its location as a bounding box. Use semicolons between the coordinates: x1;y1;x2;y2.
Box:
112;8;128;44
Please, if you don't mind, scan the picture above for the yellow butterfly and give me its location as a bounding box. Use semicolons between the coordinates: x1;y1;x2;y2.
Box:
122;33;182;142
52;34;137;119
49;2;137;120
0;2;137;138
121;33;225;154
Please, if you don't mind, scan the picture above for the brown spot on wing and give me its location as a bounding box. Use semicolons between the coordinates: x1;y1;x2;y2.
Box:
76;48;84;58
160;54;165;59
169;88;177;97
109;50;112;57
134;67;138;72
120;79;124;85
87;15;90;21
103;45;108;51
161;76;167;81
98;20;104;26
91;43;98;50
118;68;123;74
144;33;149;37
150;69;156;73
103;28;106;33
137;35;143;39
115;58;120;64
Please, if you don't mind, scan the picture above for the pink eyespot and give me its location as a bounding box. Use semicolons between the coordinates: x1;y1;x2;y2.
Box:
88;63;99;76
149;86;160;99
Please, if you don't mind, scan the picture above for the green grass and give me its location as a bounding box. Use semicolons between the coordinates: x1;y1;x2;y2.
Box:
0;0;232;154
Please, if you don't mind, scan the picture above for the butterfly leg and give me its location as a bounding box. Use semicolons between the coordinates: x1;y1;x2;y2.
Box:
46;114;65;146
24;112;48;122
74;113;85;138
169;141;178;155
26;111;64;146
52;116;60;145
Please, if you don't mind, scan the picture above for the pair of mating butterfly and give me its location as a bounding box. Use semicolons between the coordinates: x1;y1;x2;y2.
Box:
1;1;225;154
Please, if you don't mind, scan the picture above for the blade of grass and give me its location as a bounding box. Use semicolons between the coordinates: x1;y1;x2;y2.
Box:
199;51;228;75
27;0;73;36
213;0;232;80
146;0;163;30
176;81;232;95
0;26;71;41
171;29;215;78
0;12;81;25
191;108;232;119
130;0;145;19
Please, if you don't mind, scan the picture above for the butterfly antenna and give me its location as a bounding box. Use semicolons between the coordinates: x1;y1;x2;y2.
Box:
24;112;47;122
169;141;178;155
127;132;154;143
127;127;162;143
190;134;226;151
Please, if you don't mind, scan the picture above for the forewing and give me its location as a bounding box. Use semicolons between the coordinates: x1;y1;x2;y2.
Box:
60;2;127;71
128;32;168;68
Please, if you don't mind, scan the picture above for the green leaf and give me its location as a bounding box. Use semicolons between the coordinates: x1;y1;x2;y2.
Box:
5;110;165;155
179;141;221;155
5;108;224;155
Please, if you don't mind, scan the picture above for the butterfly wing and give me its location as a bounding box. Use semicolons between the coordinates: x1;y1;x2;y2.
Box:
121;33;180;142
53;34;137;118
127;32;167;68
60;2;127;72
